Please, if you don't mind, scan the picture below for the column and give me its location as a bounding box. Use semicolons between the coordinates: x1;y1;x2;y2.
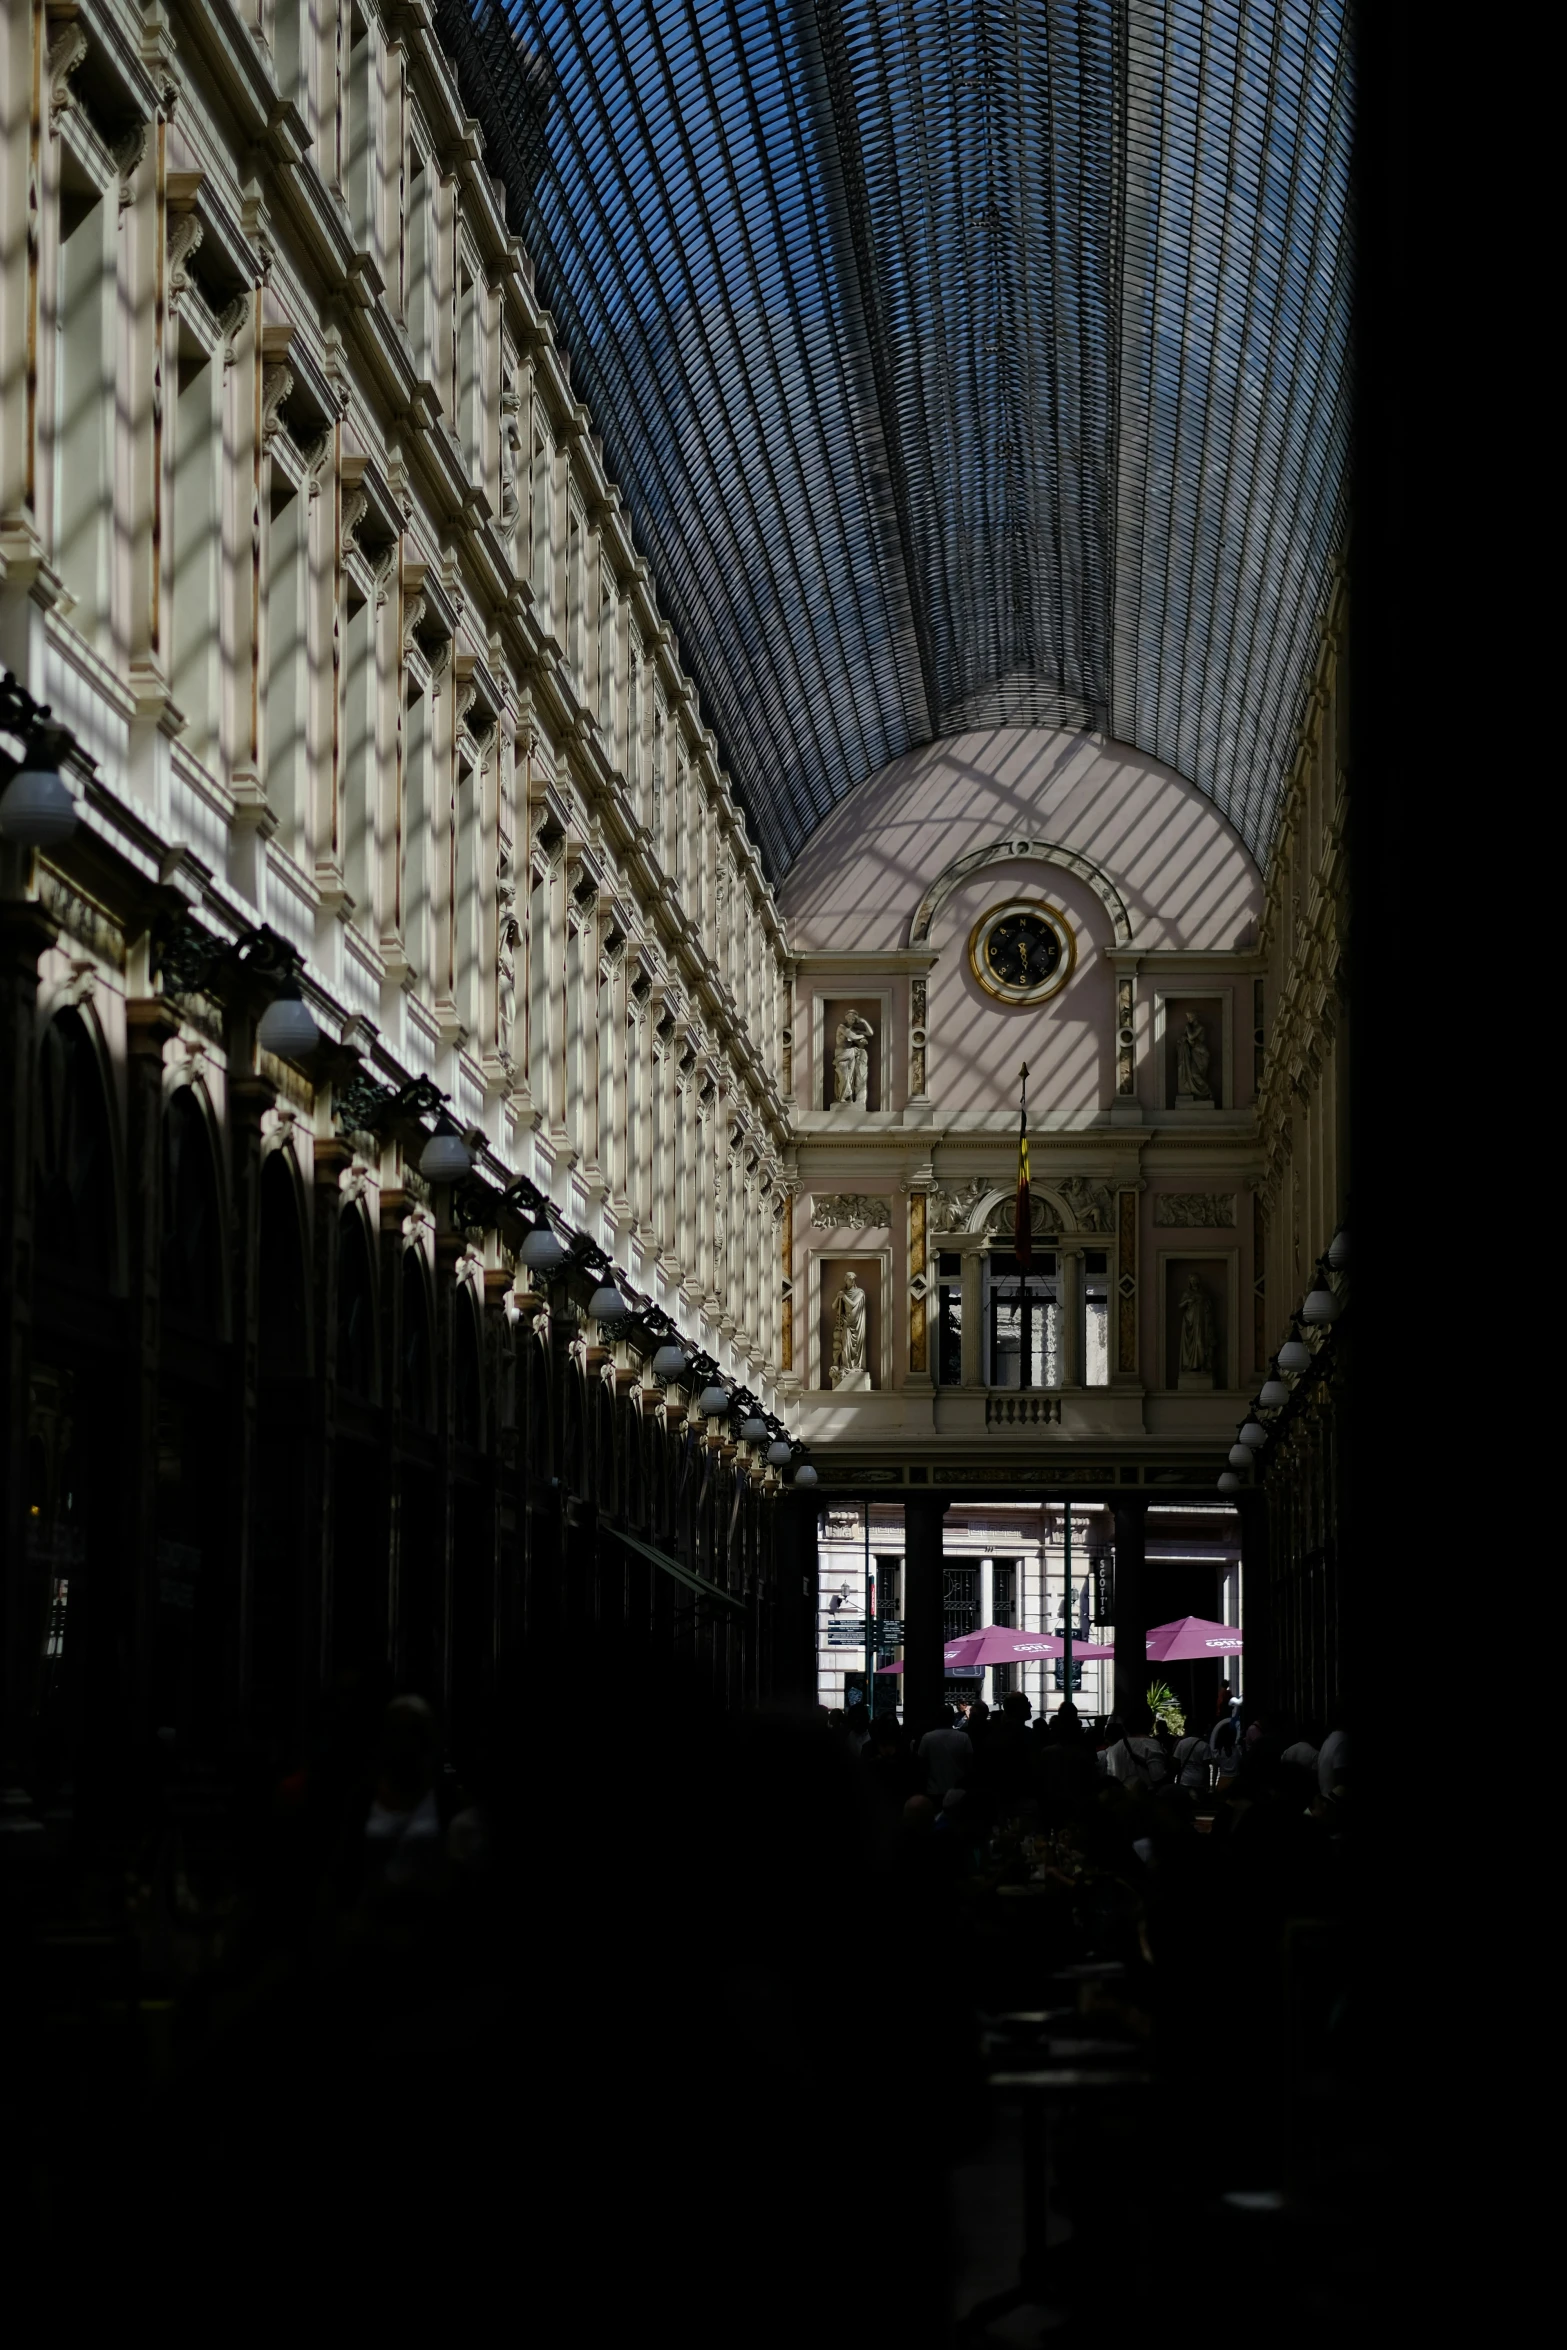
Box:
1111;1497;1147;1722
978;1553;995;1707
1237;1487;1269;1714
903;1493;949;1733
1059;1244;1084;1388
960;1243;983;1386
773;1490;819;1709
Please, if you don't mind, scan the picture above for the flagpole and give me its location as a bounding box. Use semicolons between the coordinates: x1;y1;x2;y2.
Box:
1062;1502;1074;1715
1015;1061;1031;1276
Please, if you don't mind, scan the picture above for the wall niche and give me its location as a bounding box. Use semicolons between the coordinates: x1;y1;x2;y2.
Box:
1164;997;1223;1109
817;1255;881;1390
820;998;881;1111
1163;1256;1229;1391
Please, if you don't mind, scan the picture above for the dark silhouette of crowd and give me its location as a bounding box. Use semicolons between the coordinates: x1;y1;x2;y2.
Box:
1;1643;1365;2341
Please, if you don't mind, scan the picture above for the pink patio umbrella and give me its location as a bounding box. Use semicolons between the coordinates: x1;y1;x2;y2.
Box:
875;1628;1116;1674
1143;1616;1244;1662
943;1626;1115;1671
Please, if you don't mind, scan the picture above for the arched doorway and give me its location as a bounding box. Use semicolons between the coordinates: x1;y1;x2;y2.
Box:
27;1006;123;1782
331;1205;386;1688
251;1151;311;1752
396;1249;441;1700
154;1084;230;1744
447;1285;490;1752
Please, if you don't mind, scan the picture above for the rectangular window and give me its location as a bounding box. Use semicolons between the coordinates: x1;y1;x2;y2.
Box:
528;864;550;1104
456;758;478;1031
403;679;430;978
651;701;666;846
599;564;616;739
942;1563;977;1645
55;171;110;642
341;585;376;923
172;335;220;764
936;1252;963;1385
531;431;552;621
345;6;376;252
406;150;431;376
273;0;304;114
986;1251;1061;1388
567;507;584;694
264;480;309;856
459;268;479;473
991;1559;1018;1627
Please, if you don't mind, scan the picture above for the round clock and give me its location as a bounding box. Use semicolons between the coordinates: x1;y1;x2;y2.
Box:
967;899;1076;1005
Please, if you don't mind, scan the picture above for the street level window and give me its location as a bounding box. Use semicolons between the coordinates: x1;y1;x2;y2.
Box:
943;1562;977;1644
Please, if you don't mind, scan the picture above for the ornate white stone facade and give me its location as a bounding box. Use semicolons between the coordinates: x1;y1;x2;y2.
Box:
1;0;790;1398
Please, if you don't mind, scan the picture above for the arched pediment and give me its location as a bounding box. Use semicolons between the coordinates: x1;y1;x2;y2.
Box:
927;1174;1117;1238
909;837;1133;950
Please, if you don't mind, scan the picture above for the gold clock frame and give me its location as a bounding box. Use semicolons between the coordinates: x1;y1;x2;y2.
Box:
967;898;1077;1006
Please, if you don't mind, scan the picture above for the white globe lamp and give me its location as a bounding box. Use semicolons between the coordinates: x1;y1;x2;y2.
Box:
520;1226;568;1277
256;982;322;1064
0;745;77;847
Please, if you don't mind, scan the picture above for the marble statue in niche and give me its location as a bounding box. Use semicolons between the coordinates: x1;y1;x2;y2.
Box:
829;1268;870;1390
1176;1012;1215;1108
1176;1271;1217;1390
831;1011;875;1107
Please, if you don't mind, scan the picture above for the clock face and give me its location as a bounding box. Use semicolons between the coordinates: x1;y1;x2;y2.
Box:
967;900;1076;1005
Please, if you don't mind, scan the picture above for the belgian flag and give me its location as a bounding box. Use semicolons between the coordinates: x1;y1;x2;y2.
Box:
1015;1063;1032;1272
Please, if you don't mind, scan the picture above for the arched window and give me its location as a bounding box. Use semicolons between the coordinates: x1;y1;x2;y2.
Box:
525;1329;552;1480
560;1364;584;1496
257;1154;308;1378
160;1087;224;1334
452;1290;483;1450
337;1210;377;1400
400;1250;433;1428
34;1008;116;1288
596;1379;619;1516
622;1399;645;1529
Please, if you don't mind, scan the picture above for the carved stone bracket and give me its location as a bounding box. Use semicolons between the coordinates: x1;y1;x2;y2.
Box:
340;486;369;560
48;13;89;126
217;293;250;366
166;207;205;308
261;362;294;448
112;120;149;208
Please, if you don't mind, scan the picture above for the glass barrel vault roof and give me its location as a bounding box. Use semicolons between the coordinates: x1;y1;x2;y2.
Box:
485;0;1350;880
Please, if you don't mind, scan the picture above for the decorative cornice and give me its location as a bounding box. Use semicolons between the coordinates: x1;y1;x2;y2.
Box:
909;836;1134;950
